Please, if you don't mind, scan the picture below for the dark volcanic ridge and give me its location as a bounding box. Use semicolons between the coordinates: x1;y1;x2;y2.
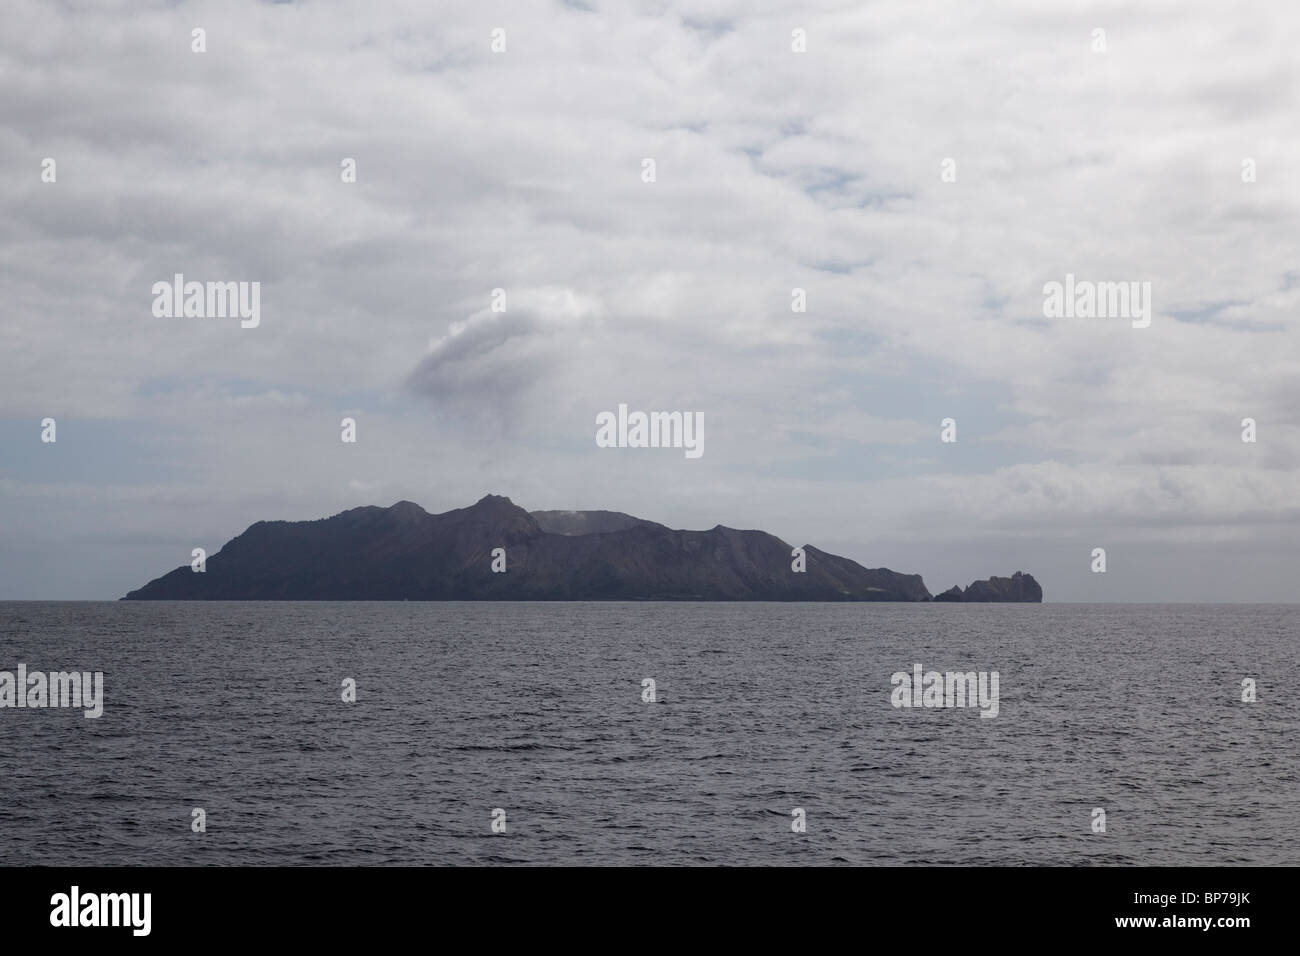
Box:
122;495;1042;602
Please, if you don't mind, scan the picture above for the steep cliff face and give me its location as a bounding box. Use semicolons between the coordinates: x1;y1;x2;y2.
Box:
122;495;939;601
931;572;1043;603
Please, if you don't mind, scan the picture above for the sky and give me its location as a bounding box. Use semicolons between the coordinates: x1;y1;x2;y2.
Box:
2;0;1299;601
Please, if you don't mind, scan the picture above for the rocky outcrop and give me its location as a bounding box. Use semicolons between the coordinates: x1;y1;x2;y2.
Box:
931;571;1043;603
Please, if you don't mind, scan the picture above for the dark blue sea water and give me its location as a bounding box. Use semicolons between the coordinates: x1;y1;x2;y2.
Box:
0;602;1295;865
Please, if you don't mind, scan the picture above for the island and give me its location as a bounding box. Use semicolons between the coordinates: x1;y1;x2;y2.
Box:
122;495;1043;602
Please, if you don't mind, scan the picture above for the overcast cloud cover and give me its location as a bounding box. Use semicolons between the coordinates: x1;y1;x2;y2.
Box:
3;0;1299;601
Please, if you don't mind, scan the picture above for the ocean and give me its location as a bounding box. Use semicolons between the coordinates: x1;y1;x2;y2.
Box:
0;601;1295;865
